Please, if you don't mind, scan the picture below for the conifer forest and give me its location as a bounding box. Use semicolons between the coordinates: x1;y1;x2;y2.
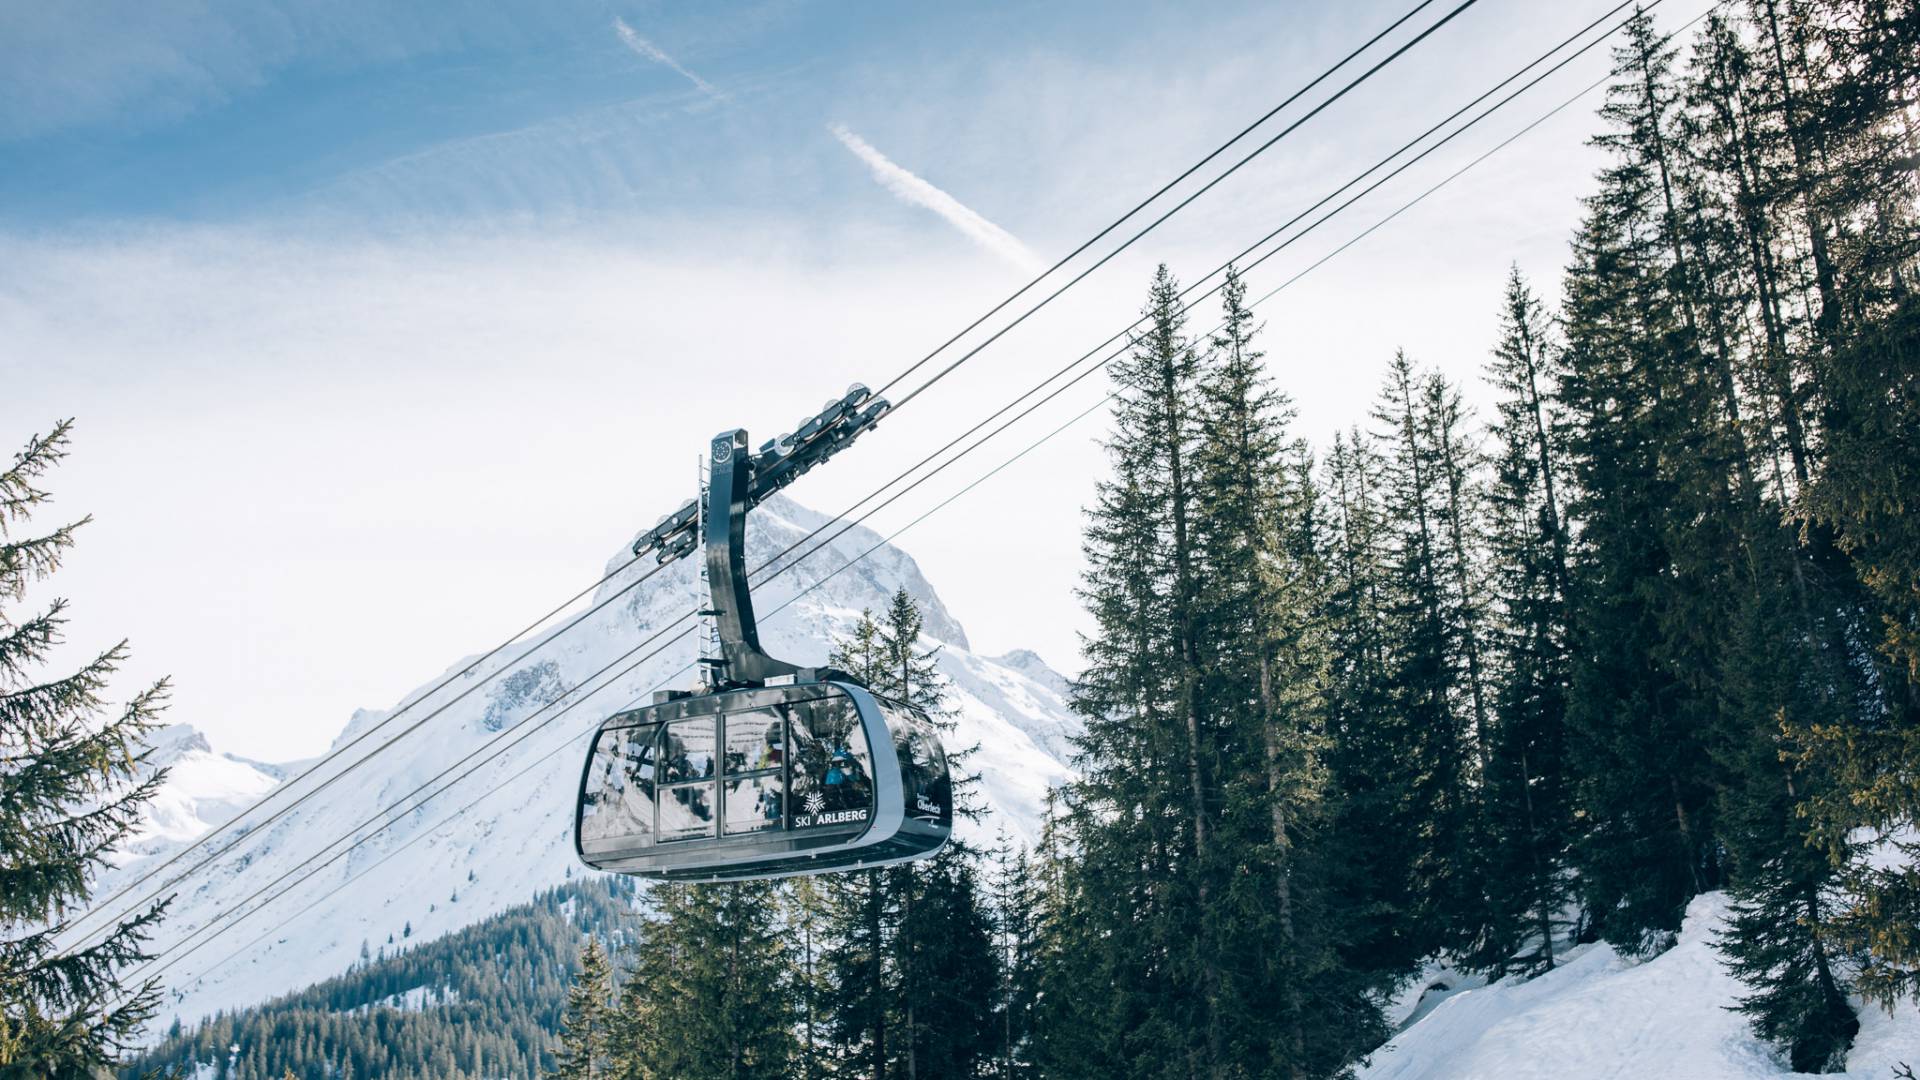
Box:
528;4;1920;1076
5;0;1918;1078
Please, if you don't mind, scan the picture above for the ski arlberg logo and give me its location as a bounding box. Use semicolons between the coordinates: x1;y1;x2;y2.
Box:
804;790;826;815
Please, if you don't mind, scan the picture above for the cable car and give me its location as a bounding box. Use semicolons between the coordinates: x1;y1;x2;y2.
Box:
574;390;953;882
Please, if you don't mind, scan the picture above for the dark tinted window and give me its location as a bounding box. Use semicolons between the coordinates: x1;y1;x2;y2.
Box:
892;713;952;826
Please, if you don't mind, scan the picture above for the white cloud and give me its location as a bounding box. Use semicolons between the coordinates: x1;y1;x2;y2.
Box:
3;221;1113;761
611;17;727;103
830;123;1045;276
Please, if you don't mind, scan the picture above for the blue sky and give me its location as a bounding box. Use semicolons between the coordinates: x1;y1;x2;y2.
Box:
4;0;1713;759
4;0;1350;229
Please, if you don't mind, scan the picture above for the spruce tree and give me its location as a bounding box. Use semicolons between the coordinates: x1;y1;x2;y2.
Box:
1780;0;1920;1010
551;939;613;1079
1369;353;1480;956
1047;264;1221;1080
1194;264;1308;1073
0;420;172;1076
818;866;892;1079
1796;301;1920;1009
1193;268;1383;1075
987;836;1041;1080
821;592;999;1080
784;876;834;1080
1556;12;1731;948
1317;427;1427;981
1026;789;1123;1080
1469;269;1575;976
609;883;793;1080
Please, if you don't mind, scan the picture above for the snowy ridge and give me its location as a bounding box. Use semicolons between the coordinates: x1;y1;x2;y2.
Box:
1359;893;1919;1079
103;495;1079;1035
125;725;282;858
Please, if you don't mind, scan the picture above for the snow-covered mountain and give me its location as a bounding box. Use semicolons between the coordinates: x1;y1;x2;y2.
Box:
124;726;283;858
101;495;1080;1033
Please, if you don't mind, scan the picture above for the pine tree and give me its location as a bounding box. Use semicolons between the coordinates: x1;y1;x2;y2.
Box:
784;877;834;1080
0;420;172;1076
551;939;612;1079
1369;353;1481;956
987;836;1041;1080
821;591;999;1080
610;883;793;1080
1556;11;1733;949
1469;268;1575;976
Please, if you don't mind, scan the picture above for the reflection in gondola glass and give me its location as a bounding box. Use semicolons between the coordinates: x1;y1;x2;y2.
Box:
579;725;655;850
893;718;952;825
724;774;782;835
790;696;872;827
659;718;717;842
575;683;948;880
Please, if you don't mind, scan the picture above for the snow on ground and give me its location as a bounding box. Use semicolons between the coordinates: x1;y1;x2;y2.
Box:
345;985;460;1014
1360;893;1920;1080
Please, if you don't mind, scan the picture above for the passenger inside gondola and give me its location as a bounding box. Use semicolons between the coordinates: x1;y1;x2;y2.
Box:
789;699;872;822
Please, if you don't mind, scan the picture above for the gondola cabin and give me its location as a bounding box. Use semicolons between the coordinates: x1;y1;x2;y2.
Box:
576;681;952;881
573;406;953;882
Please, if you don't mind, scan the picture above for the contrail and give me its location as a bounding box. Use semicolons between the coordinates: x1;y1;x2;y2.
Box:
612;17;728;103
830;123;1043;275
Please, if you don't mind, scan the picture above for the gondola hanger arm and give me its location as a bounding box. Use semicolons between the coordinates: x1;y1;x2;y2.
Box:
626;382;891;689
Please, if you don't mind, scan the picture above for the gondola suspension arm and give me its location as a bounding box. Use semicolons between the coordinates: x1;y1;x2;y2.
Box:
626;382;892;687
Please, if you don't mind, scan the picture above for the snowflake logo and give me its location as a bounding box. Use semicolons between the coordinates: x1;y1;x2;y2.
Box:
804;791;826;815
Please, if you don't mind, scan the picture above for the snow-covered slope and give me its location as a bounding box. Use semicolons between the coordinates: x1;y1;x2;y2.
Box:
1361;893;1920;1080
104;495;1079;1033
125;725;283;857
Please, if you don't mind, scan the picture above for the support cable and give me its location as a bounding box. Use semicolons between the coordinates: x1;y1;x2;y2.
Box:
104;0;1702;988
61;0;1470;948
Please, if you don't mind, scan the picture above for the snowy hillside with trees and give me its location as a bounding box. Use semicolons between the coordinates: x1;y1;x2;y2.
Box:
11;3;1915;1077
103;495;1078;1034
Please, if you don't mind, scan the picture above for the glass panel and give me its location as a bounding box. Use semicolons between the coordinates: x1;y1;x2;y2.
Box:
725;708;787;775
788;696;873;829
724;773;783;835
658;717;716;842
579;724;657;848
660;718;716;784
893;713;952;825
658;783;716;842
